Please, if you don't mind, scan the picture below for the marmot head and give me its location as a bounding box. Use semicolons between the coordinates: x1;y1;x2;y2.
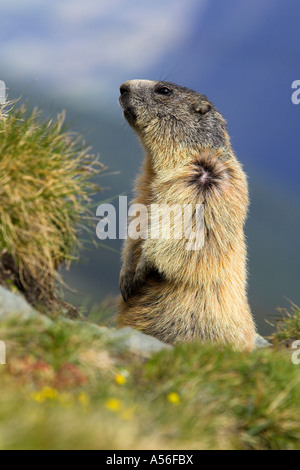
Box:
119;80;228;151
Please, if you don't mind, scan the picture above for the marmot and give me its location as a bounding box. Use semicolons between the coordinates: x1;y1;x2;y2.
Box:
117;79;256;351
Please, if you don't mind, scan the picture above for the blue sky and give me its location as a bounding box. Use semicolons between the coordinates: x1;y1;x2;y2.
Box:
0;0;205;106
1;0;299;196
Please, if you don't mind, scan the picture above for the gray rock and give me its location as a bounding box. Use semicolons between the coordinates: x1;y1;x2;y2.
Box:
0;287;168;357
0;285;52;325
254;333;272;348
0;285;271;354
108;328;272;353
60;320;170;357
104;326;171;357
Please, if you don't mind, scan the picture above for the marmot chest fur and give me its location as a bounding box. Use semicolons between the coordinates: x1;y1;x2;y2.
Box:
117;79;256;351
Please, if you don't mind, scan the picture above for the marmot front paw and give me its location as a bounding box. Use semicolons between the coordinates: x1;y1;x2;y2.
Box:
120;270;135;302
120;262;149;302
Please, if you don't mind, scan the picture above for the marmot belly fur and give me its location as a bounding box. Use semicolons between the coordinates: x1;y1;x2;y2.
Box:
117;79;256;351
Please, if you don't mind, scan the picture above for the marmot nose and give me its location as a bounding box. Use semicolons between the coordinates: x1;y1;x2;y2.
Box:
120;83;130;96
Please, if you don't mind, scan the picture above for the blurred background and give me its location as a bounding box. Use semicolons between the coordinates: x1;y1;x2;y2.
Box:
1;0;299;335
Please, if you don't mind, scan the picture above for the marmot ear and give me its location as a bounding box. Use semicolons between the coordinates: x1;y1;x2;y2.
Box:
194;101;211;115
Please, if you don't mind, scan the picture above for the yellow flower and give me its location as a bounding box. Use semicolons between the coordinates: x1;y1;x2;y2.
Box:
41;387;58;400
115;373;127;385
30;386;58;403
30;391;45;403
167;392;180;405
78;392;90;408
105;398;122;411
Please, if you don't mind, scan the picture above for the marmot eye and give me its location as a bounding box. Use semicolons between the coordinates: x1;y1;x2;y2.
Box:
155;86;172;95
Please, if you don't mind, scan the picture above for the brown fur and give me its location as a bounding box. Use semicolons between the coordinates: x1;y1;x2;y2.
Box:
117;80;256;351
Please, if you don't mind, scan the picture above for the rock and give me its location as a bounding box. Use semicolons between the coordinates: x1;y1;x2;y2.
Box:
108;329;272;354
0;285;52;326
107;327;172;357
0;287;169;357
0;285;272;354
99;327;272;355
254;334;271;348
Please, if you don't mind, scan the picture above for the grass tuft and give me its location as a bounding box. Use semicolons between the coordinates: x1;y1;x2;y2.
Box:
269;302;300;348
0;99;103;307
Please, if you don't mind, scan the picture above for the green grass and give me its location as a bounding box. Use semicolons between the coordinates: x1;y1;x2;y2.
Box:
0;100;103;306
0;306;299;450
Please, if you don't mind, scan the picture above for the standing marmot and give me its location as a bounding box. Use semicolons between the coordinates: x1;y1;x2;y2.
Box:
118;79;256;351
